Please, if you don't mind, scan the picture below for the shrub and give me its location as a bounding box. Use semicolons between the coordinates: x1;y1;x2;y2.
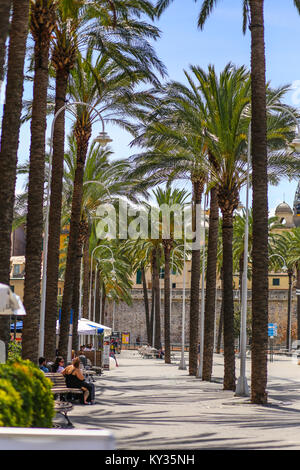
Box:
0;380;24;427
7;341;22;362
0;359;54;428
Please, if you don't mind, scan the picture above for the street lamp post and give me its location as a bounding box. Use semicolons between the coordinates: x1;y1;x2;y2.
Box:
235;123;251;397
39;101;112;357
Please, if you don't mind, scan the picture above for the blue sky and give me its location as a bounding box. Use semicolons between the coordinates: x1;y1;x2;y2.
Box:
14;0;300;214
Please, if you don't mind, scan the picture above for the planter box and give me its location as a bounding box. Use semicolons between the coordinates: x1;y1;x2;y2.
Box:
0;428;115;450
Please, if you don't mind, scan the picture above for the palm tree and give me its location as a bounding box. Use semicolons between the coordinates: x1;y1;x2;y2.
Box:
57;44;147;358
0;0;30;349
22;0;57;362
202;185;219;381
44;1;81;362
153;186;189;363
197;64;251;390
0;0;11;83
155;0;300;407
45;0;165;361
129;77;209;375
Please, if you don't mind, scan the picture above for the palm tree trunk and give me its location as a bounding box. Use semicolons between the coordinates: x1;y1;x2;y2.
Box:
222;211;236;391
82;233;90;318
202;187;219;381
153;247;161;350
141;266;151;342
297;266;300;342
0;0;29;348
163;243;171;363
58;121;91;360
71;239;83;354
22;1;55;362
0;0;11;82
44;68;69;361
189;178;204;375
250;0;268;405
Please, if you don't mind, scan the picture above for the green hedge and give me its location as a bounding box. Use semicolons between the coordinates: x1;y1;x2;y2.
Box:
0;359;55;428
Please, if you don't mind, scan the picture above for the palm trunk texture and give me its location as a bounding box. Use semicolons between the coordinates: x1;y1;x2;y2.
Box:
221;211;236;391
250;0;268;405
23;1;56;362
44;69;68;361
202;187;219;381
0;0;29;347
58;120;91;360
189;178;204;376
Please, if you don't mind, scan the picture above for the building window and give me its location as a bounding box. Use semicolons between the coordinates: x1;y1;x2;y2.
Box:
13;264;20;276
272;278;280;286
159;268;165;279
172;283;176;289
136;269;142;285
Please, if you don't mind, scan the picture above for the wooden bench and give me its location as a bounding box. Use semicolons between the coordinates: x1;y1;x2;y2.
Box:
44;373;84;401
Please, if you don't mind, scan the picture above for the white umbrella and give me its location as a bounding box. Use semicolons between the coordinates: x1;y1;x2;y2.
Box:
56;318;112;337
0;283;25;316
78;318;112;337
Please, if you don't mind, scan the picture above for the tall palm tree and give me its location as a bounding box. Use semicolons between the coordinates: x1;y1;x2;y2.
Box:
129;77;209;375
153;186;189;363
57;44;150;358
0;0;30;349
202;185;219;381
196;64;251;390
155;0;300;407
22;0;57;362
44;1;80;362
44;0;165;361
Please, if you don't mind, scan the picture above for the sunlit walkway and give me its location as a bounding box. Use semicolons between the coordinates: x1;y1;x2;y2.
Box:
63;350;300;450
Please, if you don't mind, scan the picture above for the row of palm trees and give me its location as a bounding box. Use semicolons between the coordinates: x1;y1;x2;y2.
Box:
0;0;165;361
1;1;300;407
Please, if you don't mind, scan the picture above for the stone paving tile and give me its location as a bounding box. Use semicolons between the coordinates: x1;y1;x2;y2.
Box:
57;350;300;450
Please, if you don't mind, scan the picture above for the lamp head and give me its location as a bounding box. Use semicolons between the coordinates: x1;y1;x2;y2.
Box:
93;131;112;145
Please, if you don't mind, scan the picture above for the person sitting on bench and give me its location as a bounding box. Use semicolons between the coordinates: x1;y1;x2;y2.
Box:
62;357;95;405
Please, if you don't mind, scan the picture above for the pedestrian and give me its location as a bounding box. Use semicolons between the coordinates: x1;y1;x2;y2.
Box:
38;357;49;373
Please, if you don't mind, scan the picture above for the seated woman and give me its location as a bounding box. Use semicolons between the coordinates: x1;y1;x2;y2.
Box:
62;357;95;405
52;356;65;373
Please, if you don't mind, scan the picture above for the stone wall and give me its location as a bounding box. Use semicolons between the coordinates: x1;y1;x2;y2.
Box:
103;289;299;347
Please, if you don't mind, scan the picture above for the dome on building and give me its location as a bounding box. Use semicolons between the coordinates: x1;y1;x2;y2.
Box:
275;202;293;215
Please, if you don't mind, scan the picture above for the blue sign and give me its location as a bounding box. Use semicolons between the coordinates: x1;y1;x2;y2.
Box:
268;323;278;337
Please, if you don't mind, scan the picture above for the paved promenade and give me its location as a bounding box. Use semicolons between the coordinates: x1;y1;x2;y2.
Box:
62;350;300;450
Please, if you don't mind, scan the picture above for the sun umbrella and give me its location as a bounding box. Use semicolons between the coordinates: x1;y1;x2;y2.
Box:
56;318;112;337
